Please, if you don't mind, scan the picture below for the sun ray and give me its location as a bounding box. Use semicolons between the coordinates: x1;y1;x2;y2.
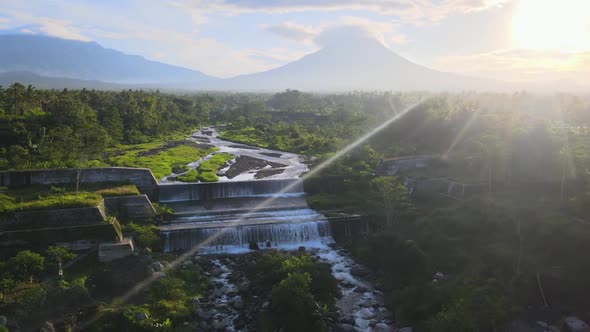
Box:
80;97;428;328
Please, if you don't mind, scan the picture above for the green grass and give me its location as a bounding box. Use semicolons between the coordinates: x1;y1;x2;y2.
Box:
198;153;234;172
0;183;140;215
218;128;270;148
197;171;218;182
177;169;199;182
108;141;215;179
175;153;234;183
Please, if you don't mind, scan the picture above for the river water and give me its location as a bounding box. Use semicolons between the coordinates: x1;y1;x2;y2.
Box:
158;127;395;331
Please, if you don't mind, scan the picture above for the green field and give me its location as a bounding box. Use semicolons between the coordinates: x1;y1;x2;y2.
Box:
0;183;139;215
107;140;216;179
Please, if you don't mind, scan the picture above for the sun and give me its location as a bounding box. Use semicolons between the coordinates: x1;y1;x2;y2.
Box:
511;0;590;51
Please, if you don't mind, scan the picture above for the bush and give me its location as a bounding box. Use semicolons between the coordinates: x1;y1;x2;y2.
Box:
197;171;218;182
176;169;199;182
125;223;159;250
269;272;323;332
197;153;233;172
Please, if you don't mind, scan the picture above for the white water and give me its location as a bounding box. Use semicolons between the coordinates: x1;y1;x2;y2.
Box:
162;219;333;254
161;126;308;183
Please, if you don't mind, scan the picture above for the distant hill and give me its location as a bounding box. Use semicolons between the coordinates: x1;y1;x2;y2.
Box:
220;34;503;91
0;71;129;90
0;35;216;85
0;33;507;91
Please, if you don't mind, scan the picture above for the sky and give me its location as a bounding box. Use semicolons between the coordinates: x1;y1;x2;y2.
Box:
0;0;589;86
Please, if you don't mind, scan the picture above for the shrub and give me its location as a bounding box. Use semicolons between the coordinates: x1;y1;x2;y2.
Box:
197;171;218;182
177;169;199;182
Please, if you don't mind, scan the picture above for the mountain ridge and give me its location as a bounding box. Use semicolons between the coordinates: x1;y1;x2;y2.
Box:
0;34;507;91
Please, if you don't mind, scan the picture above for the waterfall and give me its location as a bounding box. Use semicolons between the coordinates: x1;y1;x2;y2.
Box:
162;220;332;254
159;178;304;202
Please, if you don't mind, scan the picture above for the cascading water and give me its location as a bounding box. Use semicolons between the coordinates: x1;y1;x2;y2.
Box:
159;177;332;253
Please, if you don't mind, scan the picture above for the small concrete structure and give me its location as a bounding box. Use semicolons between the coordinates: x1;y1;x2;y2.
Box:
98;238;134;262
105;195;156;220
375;155;434;176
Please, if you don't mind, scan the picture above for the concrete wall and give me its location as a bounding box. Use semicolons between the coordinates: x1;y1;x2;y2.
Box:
6;204;107;230
105;195;156;220
0;167;159;200
98;238;134;262
375;156;434;176
0;223;120;251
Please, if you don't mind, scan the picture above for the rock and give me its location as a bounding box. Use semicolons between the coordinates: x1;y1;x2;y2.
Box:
135;312;149;321
234;300;244;309
0;316;7;326
153;271;167;279
40;322;55;332
150;262;164;272
358;308;375;320
298;246;306;252
196;309;212;320
210;268;223;277
340;315;355;325
199;321;208;330
351;265;370;278
212;319;226;330
398;328;412;332
265;241;272;248
238;281;250;292
335;323;355;332
191;297;201;305
373;323;393;332
249;241;260;250
261;301;270;309
193;255;202;263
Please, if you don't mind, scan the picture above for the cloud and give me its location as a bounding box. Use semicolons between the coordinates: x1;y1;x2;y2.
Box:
4;10;90;41
263;17;406;49
176;0;509;24
261;22;317;42
433;48;590;84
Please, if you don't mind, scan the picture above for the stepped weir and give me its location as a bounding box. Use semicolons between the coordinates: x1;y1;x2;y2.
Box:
159;178;333;253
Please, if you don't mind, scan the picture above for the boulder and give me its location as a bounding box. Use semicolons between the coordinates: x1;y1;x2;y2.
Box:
298;246;306;252
335;323;355;332
135;312;149;321
181;260;193;267
358;308;375;320
234;300;244;309
153;272;167;279
196;309;212;320
210;268;223;277
40;322;55;332
373;322;394;332
248;242;260;250
150;262;164;272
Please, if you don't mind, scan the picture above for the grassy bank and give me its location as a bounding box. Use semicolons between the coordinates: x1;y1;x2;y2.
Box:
0;183;139;215
107;139;215;179
176;152;235;183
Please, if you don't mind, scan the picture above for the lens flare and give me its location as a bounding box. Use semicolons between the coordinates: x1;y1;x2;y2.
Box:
81;97;428;327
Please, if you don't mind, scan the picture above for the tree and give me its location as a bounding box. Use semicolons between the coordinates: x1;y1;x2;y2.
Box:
270;272;322;332
9;250;45;283
370;176;413;229
45;246;76;274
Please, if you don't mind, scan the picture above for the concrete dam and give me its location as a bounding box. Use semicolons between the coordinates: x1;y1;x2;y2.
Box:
158;127;333;253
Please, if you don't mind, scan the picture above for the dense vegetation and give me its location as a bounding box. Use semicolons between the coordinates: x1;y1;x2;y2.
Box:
0;84;215;172
2;86;590;330
241;251;339;332
218;89;590;329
